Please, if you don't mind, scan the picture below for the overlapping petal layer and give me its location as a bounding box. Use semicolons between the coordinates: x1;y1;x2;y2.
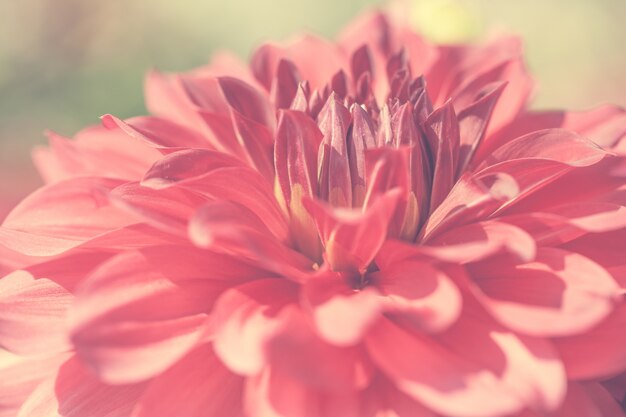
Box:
1;7;626;417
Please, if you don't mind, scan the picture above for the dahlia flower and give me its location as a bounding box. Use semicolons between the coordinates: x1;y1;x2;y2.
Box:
2;8;626;417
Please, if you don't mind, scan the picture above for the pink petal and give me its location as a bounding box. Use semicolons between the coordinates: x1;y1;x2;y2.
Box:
264;306;374;392
554;303;626;380
302;272;383;346
421;171;519;240
275;110;324;259
303;189;402;272
545;382;626;417
479;128;609;171
493;104;626;152
245;367;359;417
217;76;275;129
132;345;245;417
187;167;289;241
101;114;211;150
349;104;377;206
0;354;68;417
228;107;275;179
142;150;288;240
189;201;311;277
366;311;565;417
422;101;460;212
109;182;206;236
70;250;223;384
381;220;535;266
373;260;462;333
543;202;626;233
17;356;145;417
359;375;436;417
0;271;72;354
211;279;298;375
33;126;160;184
363;147;411;238
141;148;244;189
456;82;506;174
270;59;301;109
317;95;353;207
251;36;345;93
144;70;203;130
468;247;619;337
1;177;133;256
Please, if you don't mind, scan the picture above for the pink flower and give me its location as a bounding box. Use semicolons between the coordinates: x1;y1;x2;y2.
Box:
2;9;626;417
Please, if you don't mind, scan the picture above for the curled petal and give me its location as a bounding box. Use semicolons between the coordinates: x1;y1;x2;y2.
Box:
304;189;402;272
468;248;620;337
302;272;383;346
69;250;223;384
211;279;298;375
373;260;462;333
366;311;565;417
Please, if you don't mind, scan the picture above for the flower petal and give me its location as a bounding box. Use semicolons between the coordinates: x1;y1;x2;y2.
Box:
101;114;211;150
302;272;383;346
0;354;68;417
189;201;311;277
0;271;72;354
245;367;360;417
211;279;298;375
303;189;402;272
17;356;145;417
373;260;462;333
468;248;619;337
33;126;160;184
132;345;245;417
141;148;244;189
69;249;226;384
553;302;626;380
366;310;565;417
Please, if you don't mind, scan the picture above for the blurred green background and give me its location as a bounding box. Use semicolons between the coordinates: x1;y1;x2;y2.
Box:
1;0;625;219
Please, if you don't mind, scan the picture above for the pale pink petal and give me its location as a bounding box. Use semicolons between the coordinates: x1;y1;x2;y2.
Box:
0;354;68;417
494;104;626;151
109;182;206;236
421;171;519;239
366;309;565;417
303;189;401;272
302;272;383;346
468;248;619;337
265;307;374;391
132;345;245;417
33;126;160;184
17;356;145;417
380;220;535;267
0;271;72;354
140;148;244;189
1;177;133;256
189;201;311;277
373;260;462;333
211;279;298;375
251;36;345;93
70;250;224;384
